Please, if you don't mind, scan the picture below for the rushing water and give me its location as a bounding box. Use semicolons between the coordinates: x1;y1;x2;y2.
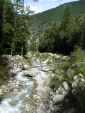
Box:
0;55;50;113
0;71;33;113
0;54;77;113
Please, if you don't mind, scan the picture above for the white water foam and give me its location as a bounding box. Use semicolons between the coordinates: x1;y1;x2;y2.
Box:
0;71;33;113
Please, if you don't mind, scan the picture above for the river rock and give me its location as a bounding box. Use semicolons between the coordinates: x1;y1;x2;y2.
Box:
53;94;65;103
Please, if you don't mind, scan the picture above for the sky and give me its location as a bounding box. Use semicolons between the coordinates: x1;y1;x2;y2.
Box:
24;0;79;13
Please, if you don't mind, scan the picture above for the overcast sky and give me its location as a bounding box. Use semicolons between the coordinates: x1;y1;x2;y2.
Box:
24;0;79;13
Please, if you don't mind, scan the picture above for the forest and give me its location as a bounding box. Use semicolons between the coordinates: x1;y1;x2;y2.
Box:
0;0;30;55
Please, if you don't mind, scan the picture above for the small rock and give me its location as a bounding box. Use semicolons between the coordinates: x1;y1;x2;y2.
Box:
53;94;65;103
63;81;69;91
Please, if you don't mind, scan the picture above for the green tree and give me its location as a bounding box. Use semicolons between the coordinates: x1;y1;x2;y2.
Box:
0;0;15;54
0;0;4;47
13;0;30;55
60;7;71;31
3;0;15;54
14;14;30;55
0;0;30;55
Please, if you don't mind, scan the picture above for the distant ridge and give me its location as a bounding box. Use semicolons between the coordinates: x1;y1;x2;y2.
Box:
31;1;85;33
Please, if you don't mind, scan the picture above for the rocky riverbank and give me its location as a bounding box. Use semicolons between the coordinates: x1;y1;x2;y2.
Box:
0;52;85;113
0;52;56;113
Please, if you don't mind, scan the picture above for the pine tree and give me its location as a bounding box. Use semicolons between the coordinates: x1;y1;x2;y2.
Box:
13;0;30;55
60;7;71;31
0;0;4;54
0;0;15;54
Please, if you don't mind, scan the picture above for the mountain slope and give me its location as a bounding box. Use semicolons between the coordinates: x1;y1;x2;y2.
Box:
30;1;85;33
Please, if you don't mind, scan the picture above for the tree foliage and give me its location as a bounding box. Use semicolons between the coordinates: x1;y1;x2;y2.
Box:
39;7;85;55
0;0;30;55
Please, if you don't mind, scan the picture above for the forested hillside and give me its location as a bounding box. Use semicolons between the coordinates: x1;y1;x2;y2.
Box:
31;0;85;33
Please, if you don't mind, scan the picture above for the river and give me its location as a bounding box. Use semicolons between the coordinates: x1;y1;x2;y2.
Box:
0;54;51;113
